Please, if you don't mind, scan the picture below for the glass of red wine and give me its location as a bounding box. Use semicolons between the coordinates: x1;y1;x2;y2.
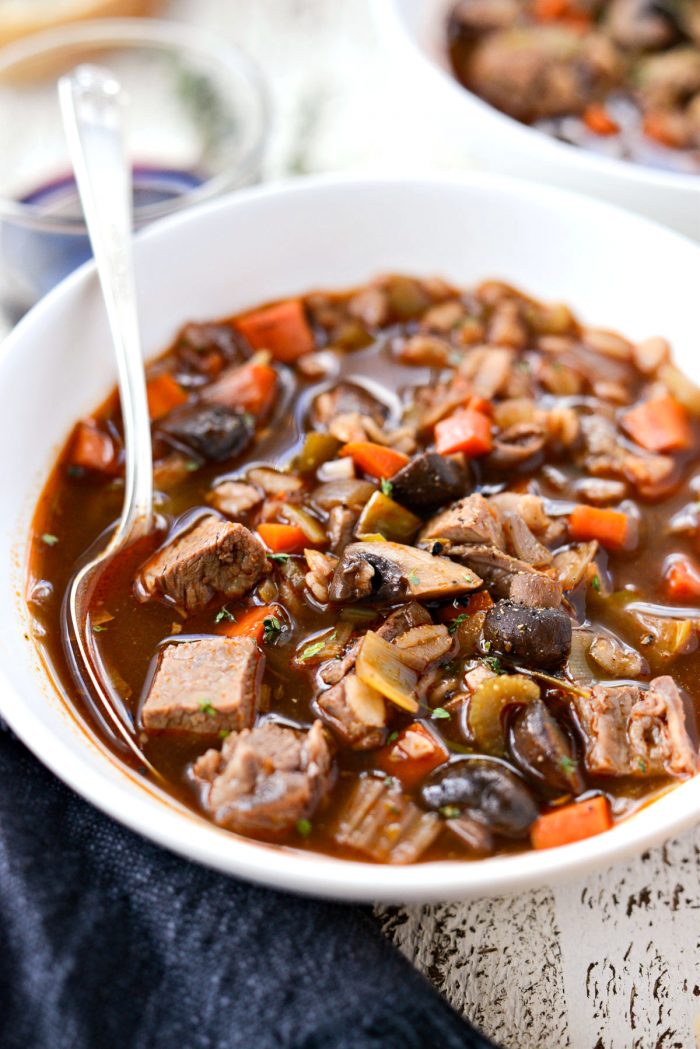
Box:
0;18;269;322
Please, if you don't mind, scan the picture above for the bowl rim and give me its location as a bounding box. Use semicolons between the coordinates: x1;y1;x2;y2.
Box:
0;16;271;232
375;0;700;197
4;170;700;902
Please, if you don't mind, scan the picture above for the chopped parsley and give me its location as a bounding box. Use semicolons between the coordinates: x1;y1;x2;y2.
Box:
380;478;394;497
199;701;218;716
219;729;230;739
483;655;505;675
215;605;236;623
637;758;648;774
448;613;468;635
268;553;291;562
408;572;420;586
387;731;399;744
559;756;575;774
263;615;282;644
296;817;312;838
92;624;107;634
439;805;461;820
41;533;59;547
431;707;451;720
383;775;400;790
482;640;492;652
591;575;601;592
185;460;200;472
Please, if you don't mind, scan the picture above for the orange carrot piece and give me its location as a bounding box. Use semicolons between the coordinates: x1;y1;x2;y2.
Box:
664;557;700;600
218;604;281;644
434;409;492;457
439;591;493;625
533;0;569;18
377;722;450;789
339;441;410;479
146;372;188;420
583;104;619;136
569;505;629;550
643;111;684;148
257;522;308;554
204;361;278;418
622;396;692;453
531;795;612;850
235;299;315;363
69;420;119;475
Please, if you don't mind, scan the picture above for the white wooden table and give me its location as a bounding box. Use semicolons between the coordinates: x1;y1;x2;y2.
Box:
9;1;700;1044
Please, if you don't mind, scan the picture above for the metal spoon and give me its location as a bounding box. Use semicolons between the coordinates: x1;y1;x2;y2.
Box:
58;65;157;771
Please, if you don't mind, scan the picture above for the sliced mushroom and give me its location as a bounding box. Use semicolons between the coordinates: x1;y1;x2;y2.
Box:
327;541;482;603
421;758;538;839
157;404;254;463
589;633;649;678
483;599;572;669
509;699;585;796
488;423;546;470
390;452;470;511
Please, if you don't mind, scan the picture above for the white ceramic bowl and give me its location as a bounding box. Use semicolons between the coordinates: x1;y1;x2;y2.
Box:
377;0;700;240
2;174;700;902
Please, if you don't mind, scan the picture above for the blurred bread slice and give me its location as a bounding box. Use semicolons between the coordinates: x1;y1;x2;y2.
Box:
0;0;163;49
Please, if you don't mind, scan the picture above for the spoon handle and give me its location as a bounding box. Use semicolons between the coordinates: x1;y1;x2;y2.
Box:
58;64;153;541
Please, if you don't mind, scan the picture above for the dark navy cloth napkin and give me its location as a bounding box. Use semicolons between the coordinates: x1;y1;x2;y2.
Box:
0;725;497;1049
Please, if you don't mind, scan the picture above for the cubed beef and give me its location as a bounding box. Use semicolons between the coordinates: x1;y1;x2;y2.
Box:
157;403;254;463
332;777;441;863
141;636;262;734
420;493;505;548
137;515;266;615
176;321;248;377
573;675;699;778
193;720;334;838
451;544;563;606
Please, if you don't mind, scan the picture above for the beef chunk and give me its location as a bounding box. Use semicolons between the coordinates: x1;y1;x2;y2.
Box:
194;720;334;838
208;480;263;518
328;541;482;603
315;602;431;748
157;403;254;463
390;453;470;511
137;515;266;615
573;675;699;778
483;599;572;669
420;493;505;548
509;572;563;609
332;776;441;863
451;544;562;606
141;637;261;734
315;676;387;750
176;321;247;377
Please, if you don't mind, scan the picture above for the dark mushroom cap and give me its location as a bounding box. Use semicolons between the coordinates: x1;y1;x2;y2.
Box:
158;404;254;463
509;699;585;796
483;599;572;669
390;452;470;510
421;757;538;838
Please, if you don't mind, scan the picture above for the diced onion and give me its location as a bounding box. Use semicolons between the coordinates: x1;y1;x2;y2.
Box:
317;457;355;482
356;631;419;713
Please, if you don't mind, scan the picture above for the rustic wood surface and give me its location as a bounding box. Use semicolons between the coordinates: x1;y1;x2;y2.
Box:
6;1;700;1045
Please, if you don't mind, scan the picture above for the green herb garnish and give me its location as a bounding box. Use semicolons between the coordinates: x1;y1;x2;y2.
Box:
268;553;291;562
215;605;236;623
380;478;393;497
559;756;575;774
439;805;461;819
41;534;59;546
296;817;312;838
408;572;420;586
199;701;218;716
431;707;451;720
387;731;399;744
299;640;326;662
92;624;107;634
263;615;282;644
448;613;468;635
66;465;85;479
219;729;230;739
591;575;601;592
185;460;200;472
483;656;505;675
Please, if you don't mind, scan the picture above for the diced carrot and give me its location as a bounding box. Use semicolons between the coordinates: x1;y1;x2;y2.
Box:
466;395;494;417
218;604;281;644
203;361;278;418
434;409;493;457
146;372;188;420
533;0;569;19
377;722;450;789
664;556;700;600
339;441;410;479
583;104;619;137
531;795;612;850
69;420;119;475
569;505;629;550
622;396;692;453
439;591;494;625
643;111;684;148
257;522;308;554
235;299;315;363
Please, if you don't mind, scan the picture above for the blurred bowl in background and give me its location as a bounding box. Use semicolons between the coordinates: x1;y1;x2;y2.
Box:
0;0;163;49
0;17;269;319
375;0;700;241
